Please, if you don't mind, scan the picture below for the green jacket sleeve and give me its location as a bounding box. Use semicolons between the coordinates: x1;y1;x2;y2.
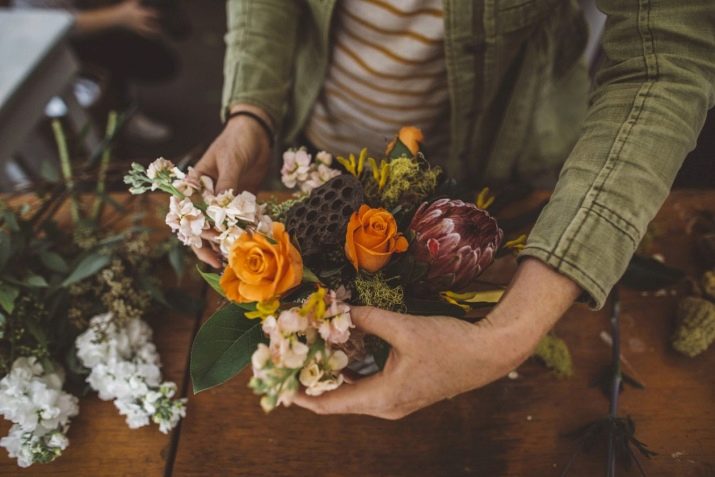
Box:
520;0;715;309
221;0;302;124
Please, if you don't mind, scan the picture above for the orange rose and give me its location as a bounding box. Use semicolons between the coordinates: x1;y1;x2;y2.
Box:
220;222;303;303
385;126;424;157
345;205;408;272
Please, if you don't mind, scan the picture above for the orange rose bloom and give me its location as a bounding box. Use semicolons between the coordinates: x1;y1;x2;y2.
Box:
385;126;424;157
220;222;303;303
345;205;408;272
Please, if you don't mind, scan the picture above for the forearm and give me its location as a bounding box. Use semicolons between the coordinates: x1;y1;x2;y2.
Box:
484;258;580;362
521;0;715;309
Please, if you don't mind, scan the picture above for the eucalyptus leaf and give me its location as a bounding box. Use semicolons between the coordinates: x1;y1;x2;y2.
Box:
40;251;69;273
196;265;225;298
0;283;19;314
25;274;49;288
190;304;265;393
61;254;111;287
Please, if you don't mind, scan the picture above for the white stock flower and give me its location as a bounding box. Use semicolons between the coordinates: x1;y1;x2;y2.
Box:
146;157;175;180
0;358;78;467
75;313;186;434
298;361;322;388
217;225;245;257
315;151;333;166
165;196;207;248
281;148;312;189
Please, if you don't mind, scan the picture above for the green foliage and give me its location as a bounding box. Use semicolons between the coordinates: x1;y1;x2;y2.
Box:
534;334;573;378
190;304;265;393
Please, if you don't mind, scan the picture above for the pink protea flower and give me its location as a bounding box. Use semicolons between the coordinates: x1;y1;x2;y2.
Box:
409;198;503;290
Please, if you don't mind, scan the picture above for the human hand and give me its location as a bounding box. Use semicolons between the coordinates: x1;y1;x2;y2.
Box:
293;259;581;419
189;105;273;268
113;0;161;37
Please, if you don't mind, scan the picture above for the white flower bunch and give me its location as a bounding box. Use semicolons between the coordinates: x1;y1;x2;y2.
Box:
281;148;340;194
126;157;273;257
75;313;186;433
249;288;353;412
0;357;79;468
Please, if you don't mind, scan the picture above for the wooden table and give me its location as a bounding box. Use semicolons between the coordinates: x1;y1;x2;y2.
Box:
1;190;714;476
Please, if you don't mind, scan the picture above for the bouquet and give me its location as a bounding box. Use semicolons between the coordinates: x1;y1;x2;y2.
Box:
125;127;524;412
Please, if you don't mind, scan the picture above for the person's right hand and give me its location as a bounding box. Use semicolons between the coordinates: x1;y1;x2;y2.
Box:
113;0;161;37
189;105;273;268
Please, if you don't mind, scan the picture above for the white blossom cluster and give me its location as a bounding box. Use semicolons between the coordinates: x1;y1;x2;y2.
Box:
145;158;273;256
75;313;186;433
250;288;353;412
281;148;340;194
0;357;79;467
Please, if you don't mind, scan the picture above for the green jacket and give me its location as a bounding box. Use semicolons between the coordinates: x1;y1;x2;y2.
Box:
222;0;715;309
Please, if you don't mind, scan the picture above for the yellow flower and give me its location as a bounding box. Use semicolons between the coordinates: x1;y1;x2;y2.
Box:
475;187;495;209
245;298;281;320
301;286;327;319
336;148;368;177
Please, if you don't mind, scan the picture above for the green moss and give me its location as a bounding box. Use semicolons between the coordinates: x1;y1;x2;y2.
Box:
672;296;715;358
354;273;406;312
379;157;440;209
534;334;573;378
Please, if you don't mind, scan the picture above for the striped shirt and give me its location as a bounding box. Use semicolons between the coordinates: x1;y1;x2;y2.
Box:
304;0;450;161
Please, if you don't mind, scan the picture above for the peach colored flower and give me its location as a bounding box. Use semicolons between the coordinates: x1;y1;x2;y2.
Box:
220;222;303;303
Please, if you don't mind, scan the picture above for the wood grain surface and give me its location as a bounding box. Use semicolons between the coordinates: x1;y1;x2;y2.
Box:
1;191;714;476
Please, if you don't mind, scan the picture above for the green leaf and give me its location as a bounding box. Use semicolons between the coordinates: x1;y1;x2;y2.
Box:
190;304;265;393
61;254;111;287
0;283;19;314
25;274;49;288
387;138;414;160
40;251;69;273
302;267;321;283
196;265;225;298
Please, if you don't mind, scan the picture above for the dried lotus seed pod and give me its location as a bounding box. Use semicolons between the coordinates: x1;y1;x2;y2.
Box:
284;174;364;256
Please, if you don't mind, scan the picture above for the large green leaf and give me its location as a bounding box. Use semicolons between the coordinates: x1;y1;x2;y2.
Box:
61;254;111;287
0;283;19;314
190;304;265;393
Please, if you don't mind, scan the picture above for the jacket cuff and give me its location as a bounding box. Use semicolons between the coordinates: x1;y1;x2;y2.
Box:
519;202;640;309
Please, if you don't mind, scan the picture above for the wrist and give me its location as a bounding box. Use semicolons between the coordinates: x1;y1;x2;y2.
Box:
226;106;274;148
485;258;580;336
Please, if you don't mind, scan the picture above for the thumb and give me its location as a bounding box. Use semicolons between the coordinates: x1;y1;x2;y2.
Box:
349;306;407;347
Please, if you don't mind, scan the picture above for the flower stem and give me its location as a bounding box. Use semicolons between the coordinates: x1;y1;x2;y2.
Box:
91;111;118;221
607;288;621;477
51;119;79;224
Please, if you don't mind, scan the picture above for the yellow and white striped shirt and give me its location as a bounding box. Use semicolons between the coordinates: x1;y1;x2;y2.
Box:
304;0;450;160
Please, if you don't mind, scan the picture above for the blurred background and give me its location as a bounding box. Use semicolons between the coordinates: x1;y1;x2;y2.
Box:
0;0;711;193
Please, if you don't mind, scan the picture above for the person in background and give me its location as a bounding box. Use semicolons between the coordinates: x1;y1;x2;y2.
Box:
12;0;186;142
193;0;715;419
